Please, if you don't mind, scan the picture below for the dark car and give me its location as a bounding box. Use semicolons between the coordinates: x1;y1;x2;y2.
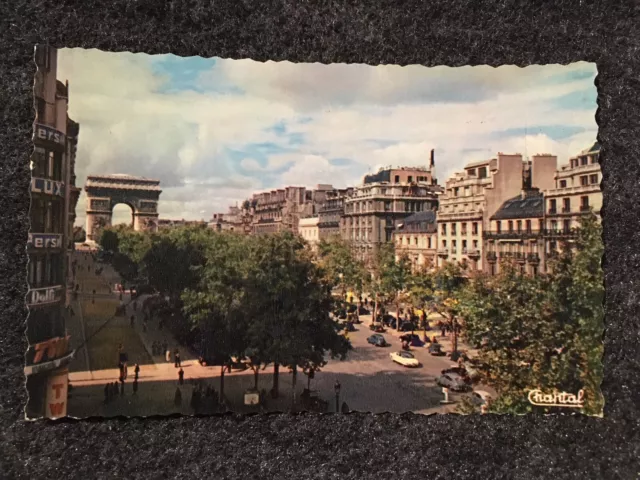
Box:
369;323;386;333
441;367;472;383
358;306;370;315
399;322;417;332
367;334;388;347
450;350;470;362
400;333;424;347
436;373;472;392
347;304;358;314
344;322;356;332
428;343;446;356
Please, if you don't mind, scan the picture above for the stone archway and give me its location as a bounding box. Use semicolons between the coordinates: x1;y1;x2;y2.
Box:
84;174;162;242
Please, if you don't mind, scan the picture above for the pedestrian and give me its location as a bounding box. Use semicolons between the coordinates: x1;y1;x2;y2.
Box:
120;379;125;395
132;378;138;395
441;324;446;337
191;387;200;413
178;367;184;385
174;350;181;368
104;383;110;404
143;321;147;333
134;363;140;380
130;315;135;328
133;300;137;312
174;387;182;407
165;349;171;363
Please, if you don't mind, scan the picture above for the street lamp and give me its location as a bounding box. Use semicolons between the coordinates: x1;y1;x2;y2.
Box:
334;380;341;413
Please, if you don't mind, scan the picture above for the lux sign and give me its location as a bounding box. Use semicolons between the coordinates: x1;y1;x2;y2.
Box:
35;124;65;146
31;177;65;197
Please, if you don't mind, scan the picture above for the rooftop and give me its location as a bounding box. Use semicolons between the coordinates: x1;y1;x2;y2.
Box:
491;190;544;220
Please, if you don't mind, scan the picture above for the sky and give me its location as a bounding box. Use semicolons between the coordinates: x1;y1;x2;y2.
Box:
56;50;598;227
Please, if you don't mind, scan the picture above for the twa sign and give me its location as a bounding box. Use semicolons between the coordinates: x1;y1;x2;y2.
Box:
45;370;68;419
27;286;62;306
31;336;70;365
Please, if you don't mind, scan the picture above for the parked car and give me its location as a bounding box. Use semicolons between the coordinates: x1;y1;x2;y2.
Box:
441;366;472;384
470;390;493;406
343;322;356;332
378;314;396;326
390;351;421;367
358;306;370;315
436;372;472;392
369;323;386;333
399;322;417;332
428;343;446;356
400;333;424;347
367;334;388;347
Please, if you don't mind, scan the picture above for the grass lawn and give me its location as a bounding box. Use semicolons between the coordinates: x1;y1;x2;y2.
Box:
82;297;153;371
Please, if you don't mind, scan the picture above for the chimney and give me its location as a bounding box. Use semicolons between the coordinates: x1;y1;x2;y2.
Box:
430;149;436;185
430;149;435;167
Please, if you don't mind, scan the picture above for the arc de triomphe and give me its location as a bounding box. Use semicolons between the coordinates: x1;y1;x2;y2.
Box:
84;174;162;242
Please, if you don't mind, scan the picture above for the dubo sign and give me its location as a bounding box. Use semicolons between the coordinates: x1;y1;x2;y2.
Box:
31;177;65;197
34;123;65;148
28;233;62;249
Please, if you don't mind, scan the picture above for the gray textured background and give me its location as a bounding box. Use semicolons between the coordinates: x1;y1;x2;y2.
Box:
1;1;639;478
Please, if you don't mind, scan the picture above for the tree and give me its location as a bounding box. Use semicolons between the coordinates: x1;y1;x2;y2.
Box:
431;262;467;353
459;214;604;415
379;248;412;331
244;231;351;405
181;231;251;405
99;228;119;253
317;236;367;300
72;226;86;243
242;199;251;211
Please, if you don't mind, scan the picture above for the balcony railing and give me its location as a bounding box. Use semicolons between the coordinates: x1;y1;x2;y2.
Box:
437;248;449;257
451;248;457;254
548;208;557;214
483;230;542;239
580;205;591;212
527;253;541;263
562;207;571;213
467;249;481;259
486;252;497;261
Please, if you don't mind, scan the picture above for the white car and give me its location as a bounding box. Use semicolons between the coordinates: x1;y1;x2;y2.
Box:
470;390;493;406
390;351;421;368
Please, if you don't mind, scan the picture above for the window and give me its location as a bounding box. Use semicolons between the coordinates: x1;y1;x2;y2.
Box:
478;167;487;179
581;156;588;166
563;220;571;233
580;175;588;186
581;196;589;211
461;222;467;234
473;240;478;249
408;176;413;182
496;221;501;233
590;174;598;184
525;220;531;233
414;237;418;245
451;223;457;235
428;237;432;249
384;201;391;212
454;188;459;197
538;219;543;232
442;240;447;248
472;222;478;235
549;199;557;213
560;180;567;188
551;220;558;231
517;220;522;233
563;198;571;212
394;175;400;183
441;224;447;235
36;98;46;123
508;221;514;232
462;240;467;253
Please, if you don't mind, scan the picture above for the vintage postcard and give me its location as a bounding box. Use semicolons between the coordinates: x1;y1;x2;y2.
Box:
26;46;603;418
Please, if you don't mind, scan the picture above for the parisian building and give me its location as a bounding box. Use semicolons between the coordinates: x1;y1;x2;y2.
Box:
484;188;545;276
393;210;438;272
298;216;320;251
317;188;353;240
158;218;207;229
437;152;557;272
342;150;440;264
543;142;602;257
208;205;252;234
26;45;78;419
250;184;334;235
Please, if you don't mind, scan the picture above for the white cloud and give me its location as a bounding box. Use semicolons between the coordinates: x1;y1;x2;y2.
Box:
57;49;597;227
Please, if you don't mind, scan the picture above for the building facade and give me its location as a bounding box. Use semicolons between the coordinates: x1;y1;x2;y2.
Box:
543;142;602;258
342;154;440;264
317;188;352;240
437;153;557;273
250;184;334;235
27;45;77;419
209;205;252;234
484;189;545;276
393;211;438;272
298;216;320;250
